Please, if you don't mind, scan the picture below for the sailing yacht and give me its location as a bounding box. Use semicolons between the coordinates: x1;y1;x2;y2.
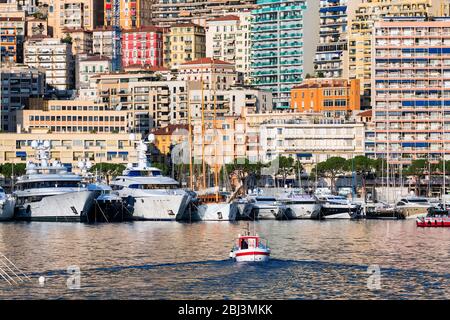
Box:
13;141;96;222
110;139;192;221
0;187;15;221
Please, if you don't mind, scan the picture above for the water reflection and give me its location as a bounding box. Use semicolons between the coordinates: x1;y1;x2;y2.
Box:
0;220;449;299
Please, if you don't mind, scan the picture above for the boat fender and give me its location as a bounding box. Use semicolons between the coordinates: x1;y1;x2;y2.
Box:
26;205;31;214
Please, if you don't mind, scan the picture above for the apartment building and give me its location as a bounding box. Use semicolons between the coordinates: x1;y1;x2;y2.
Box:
290;78;360;117
0;129;140;171
205;13;252;83
121;26;164;68
91;71;180;130
177;58;237;90
348;0;441;108
259;118;365;171
151;0;257;27
187;85;273;120
104;0;153;29
164;23;206;69
75;54;111;91
23;36;74;93
0;65;46;132
0;2;26;63
372;17;450;166
251;0;317;110
45;0;104;37
61;29;93;55
15;100;129;135
314;0;361;78
152;124;189;156
192;115;247;166
92;26;114;59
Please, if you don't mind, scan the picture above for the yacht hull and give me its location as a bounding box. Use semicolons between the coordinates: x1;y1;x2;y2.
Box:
126;193;191;221
399;207;430;219
287;203;322;219
14;191;96;222
196;202;238;221
313;205;360;220
0;199;15;221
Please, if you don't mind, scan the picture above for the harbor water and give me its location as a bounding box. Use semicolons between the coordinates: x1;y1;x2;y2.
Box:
0;220;449;299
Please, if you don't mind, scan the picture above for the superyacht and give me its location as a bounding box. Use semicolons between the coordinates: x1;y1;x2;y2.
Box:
0;187;15;221
110;138;192;221
13;141;96;221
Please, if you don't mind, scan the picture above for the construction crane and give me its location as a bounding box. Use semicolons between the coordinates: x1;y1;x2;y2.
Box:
111;0;122;71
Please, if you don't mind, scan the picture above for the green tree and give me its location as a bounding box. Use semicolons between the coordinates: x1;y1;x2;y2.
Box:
225;158;266;194
152;162;170;176
315;156;347;192
0;163;26;178
403;159;429;196
61;34;72;44
277;156;296;187
89;163;125;184
345;156;377;199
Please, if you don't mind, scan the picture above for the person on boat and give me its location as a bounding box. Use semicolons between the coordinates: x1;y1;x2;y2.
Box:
241;239;248;250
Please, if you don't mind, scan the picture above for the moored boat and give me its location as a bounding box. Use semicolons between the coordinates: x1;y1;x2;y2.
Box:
13;140;96;222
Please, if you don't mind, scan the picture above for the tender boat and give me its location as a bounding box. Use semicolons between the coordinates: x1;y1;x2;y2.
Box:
229;225;270;262
278;192;321;219
110;139;192;221
13;141;96;222
314;194;361;219
416;207;450;227
0;187;15;221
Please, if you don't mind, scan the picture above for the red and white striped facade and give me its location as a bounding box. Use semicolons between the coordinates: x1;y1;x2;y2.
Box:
121;26;164;68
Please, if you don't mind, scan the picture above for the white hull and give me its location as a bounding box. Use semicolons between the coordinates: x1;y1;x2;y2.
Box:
398;206;430;219
124;191;191;221
0;198;15;221
196;202;238;221
288;203;322;219
230;248;270;262
322;212;353;219
15;191;95;222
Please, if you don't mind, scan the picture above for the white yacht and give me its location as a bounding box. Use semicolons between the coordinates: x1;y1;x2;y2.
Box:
13;141;96;222
278;192;321;219
314;194;361;219
110;140;191;221
395;196;436;219
244;196;293;220
0;187;15;221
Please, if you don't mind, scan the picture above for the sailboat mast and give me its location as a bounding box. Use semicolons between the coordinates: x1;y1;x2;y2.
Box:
212;59;219;202
187;81;194;189
201;69;206;190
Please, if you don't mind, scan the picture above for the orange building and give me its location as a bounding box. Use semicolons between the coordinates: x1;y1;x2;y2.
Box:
290;78;360;117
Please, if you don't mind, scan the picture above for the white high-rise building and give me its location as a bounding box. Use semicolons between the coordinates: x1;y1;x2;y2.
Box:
206;12;252;84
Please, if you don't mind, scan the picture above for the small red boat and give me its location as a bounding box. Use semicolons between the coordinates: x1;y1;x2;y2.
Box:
416;208;450;227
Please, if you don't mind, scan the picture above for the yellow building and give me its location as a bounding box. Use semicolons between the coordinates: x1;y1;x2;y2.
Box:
290;78;360;117
45;0;104;38
0;129;140;172
15;100;129;134
348;0;441;108
152;124;190;156
164;23;206;69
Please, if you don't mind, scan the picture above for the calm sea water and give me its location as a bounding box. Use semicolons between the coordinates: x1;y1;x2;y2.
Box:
0;220;449;299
